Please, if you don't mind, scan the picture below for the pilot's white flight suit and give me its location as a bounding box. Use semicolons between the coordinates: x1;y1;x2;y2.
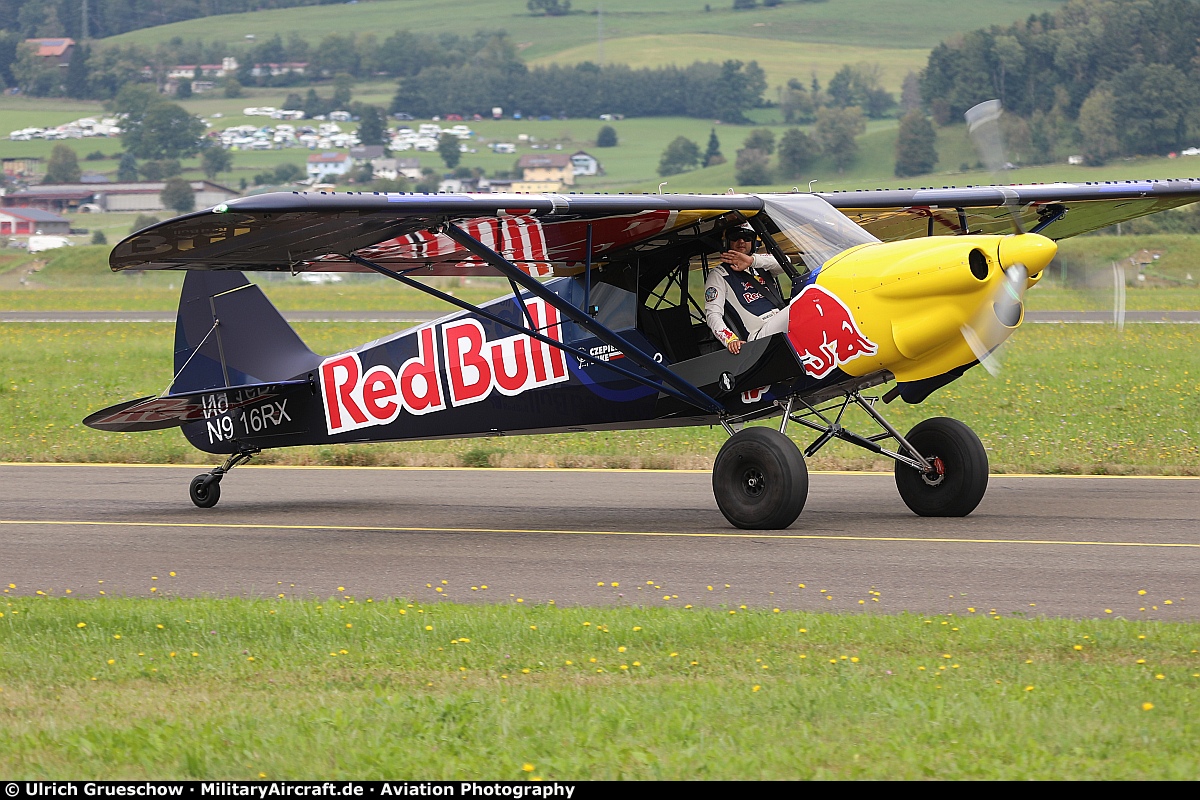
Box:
704;254;789;347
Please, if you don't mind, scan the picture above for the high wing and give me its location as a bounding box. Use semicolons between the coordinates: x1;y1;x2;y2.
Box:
823;179;1200;241
109;192;763;278
109;181;1200;277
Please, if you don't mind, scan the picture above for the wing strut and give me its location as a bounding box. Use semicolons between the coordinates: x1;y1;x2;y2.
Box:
346;251;724;415
441;222;724;415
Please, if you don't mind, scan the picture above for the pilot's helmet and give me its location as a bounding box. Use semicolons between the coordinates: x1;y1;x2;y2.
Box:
724;225;758;251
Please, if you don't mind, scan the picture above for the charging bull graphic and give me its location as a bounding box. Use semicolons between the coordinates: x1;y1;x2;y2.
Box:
785;285;877;379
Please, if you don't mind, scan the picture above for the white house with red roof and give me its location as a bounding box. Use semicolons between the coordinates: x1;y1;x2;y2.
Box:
307;152;352;181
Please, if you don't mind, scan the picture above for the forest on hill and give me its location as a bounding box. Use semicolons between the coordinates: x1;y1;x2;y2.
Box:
921;0;1200;162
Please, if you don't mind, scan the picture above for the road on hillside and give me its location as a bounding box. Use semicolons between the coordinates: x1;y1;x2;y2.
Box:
1;465;1196;619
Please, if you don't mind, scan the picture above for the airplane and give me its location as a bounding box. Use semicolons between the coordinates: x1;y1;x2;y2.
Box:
82;107;1200;529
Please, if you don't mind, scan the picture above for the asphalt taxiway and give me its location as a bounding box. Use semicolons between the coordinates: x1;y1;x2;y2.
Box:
1;465;1196;619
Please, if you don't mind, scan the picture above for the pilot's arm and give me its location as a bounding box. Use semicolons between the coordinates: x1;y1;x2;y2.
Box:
704;267;742;354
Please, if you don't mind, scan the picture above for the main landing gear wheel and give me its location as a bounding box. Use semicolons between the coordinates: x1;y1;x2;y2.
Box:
713;427;808;530
894;417;988;517
189;474;221;509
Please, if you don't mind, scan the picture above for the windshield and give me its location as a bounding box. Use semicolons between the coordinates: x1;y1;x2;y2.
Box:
759;194;880;268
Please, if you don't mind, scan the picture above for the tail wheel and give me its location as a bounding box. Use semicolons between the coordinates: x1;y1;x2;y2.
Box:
189;474;221;509
894;417;988;517
713;427;808;529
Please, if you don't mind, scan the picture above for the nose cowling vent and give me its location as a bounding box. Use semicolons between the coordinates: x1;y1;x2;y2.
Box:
969;249;989;280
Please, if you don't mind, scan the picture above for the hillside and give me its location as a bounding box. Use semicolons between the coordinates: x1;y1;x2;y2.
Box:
101;0;1064;88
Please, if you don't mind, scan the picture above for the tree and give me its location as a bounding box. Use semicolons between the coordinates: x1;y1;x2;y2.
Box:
527;0;572;15
139;160;180;180
91;230;107;245
1110;64;1196;156
201;147;233;181
160;178;195;214
438;132;462;169
777;128;819;179
65;45;90;99
815;106;865;171
894;111;938;177
780;78;817;124
703;128;724;166
117;152;139;182
223;78;244;98
117;88;206;161
742;128;775;156
597;125;618;147
176;80;193;99
1078;86;1119;165
131;215;160;233
44;144;81;184
657;136;701;176
357;106;387;147
734;150;772;185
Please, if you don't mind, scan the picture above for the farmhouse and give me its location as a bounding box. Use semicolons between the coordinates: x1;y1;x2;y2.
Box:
570;151;602;176
307;152;352;181
24;38;74;68
516;154;575;187
2;182;239;213
0;207;70;236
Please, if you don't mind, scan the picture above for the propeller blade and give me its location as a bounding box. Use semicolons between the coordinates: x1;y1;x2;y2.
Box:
1112;261;1126;332
965;99;1026;234
964;99;1008;176
960;262;1029;375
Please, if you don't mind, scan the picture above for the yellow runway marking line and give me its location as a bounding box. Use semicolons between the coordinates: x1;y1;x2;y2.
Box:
1;519;1198;549
0;463;1198;479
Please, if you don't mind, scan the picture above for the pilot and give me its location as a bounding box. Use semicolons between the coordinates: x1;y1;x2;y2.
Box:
704;226;788;354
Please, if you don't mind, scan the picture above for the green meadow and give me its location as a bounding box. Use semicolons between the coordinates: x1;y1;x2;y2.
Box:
103;0;1063;63
0;596;1196;779
1;318;1197;474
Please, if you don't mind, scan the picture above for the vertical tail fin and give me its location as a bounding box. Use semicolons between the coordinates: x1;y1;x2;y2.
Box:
173;271;322;393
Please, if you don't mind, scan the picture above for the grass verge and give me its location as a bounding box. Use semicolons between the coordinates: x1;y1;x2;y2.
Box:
0;597;1197;779
0;321;1196;473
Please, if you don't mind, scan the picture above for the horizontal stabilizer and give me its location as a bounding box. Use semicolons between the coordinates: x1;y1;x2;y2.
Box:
83;380;311;432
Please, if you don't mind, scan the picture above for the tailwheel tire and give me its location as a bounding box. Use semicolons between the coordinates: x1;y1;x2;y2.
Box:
189;474;221;509
713;426;808;529
894;417;988;517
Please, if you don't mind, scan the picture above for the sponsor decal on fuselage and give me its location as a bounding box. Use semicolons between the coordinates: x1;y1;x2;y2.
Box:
786;284;878;379
320;299;568;435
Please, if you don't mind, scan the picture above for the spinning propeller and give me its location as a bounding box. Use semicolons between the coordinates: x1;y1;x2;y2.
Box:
961;100;1066;373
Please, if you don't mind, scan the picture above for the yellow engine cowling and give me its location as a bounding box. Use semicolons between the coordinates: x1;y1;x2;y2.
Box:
811;233;1056;383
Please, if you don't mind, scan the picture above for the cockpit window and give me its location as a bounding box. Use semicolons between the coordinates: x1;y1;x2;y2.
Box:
758;194;881;268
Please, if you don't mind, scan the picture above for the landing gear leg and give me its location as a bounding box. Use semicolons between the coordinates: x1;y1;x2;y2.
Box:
771;391;990;518
189;447;259;509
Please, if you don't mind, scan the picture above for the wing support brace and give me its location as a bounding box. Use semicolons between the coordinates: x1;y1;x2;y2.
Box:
441;223;724;415
346;249;723;415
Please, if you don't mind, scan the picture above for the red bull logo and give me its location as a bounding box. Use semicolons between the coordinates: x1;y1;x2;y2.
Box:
320;300;567;435
785;285;877;379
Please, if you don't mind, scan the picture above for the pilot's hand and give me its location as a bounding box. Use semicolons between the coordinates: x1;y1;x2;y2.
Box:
720;250;753;269
727;338;743;354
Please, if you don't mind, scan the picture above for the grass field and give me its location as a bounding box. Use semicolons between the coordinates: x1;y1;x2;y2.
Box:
527;34;928;93
102;0;1064;63
10;86;1200;196
0;596;1196;778
1;319;1197;473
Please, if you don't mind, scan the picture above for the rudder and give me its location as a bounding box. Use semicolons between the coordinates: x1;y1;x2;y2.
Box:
173;271;323;393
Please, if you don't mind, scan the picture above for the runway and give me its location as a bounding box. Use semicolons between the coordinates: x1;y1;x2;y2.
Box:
1;465;1196;619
